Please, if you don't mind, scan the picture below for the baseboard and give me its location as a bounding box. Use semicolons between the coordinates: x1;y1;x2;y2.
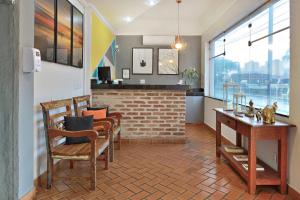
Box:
203;123;233;145
288;185;300;200
203;123;300;199
20;188;36;200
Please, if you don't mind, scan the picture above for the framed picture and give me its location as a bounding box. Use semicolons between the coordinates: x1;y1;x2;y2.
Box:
122;68;130;79
132;48;153;75
158;48;179;75
72;7;84;68
34;0;55;62
56;0;72;65
34;0;84;68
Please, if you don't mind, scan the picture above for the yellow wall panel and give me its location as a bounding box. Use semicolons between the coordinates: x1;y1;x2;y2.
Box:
91;12;115;73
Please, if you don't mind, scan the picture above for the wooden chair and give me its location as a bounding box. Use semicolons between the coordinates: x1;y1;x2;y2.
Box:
73;95;122;162
40;98;111;190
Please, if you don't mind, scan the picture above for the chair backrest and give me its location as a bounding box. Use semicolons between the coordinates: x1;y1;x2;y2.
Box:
40;99;73;152
73;95;91;117
41;98;73;130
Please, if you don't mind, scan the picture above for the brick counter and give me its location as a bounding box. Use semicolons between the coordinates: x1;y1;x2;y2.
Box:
92;89;186;143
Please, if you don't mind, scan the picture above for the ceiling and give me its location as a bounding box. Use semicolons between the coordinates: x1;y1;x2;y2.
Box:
86;0;238;35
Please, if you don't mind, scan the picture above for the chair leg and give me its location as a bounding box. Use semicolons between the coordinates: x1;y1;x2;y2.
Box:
105;147;109;170
90;156;96;190
69;160;74;169
117;131;121;150
109;132;114;162
47;157;53;189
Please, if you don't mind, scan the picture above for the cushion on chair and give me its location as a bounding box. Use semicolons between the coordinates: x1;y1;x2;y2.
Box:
82;109;107;120
64;116;93;145
87;106;109;115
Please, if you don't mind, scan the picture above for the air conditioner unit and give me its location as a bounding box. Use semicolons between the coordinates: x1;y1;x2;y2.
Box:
143;35;175;46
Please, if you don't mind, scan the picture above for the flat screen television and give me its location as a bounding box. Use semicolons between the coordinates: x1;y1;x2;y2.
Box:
98;66;111;83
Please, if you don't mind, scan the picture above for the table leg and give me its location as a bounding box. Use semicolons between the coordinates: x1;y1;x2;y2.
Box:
278;128;288;194
248;130;256;194
216;120;221;158
236;132;242;147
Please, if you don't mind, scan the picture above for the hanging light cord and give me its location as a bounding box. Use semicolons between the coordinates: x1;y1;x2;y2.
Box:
177;1;180;35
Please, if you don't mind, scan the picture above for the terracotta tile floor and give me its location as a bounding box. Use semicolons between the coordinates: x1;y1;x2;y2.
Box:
36;124;291;200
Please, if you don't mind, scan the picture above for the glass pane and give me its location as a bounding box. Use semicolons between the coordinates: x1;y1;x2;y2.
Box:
213;37;225;56
57;0;72;65
209;0;290;115
246;35;269;109
34;0;55;62
273;0;290;32
213;56;225;99
250;9;269;40
270;29;290;115
72;8;83;68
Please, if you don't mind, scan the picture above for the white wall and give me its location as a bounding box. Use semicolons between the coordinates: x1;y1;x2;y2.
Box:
19;0;35;198
34;63;86;178
202;0;300;193
33;0;90;179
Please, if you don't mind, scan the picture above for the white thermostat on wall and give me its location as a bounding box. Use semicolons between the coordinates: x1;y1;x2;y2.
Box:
23;47;42;73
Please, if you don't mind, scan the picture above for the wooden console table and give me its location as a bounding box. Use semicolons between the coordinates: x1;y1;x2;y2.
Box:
214;108;295;194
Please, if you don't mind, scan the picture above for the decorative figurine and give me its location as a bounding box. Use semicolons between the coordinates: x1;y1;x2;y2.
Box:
245;100;255;118
256;109;262;122
261;102;278;124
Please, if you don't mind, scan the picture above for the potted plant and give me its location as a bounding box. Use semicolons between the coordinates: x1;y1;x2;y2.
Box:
182;68;199;89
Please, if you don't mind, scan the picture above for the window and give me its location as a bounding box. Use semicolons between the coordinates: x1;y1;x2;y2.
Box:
209;0;290;115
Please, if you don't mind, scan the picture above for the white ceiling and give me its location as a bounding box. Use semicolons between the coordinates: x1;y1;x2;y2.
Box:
86;0;238;35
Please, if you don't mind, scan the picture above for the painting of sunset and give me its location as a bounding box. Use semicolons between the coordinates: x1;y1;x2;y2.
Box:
72;7;83;68
34;0;55;62
57;0;72;65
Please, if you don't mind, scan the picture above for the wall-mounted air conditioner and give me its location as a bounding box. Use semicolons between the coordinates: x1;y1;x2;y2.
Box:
143;35;175;46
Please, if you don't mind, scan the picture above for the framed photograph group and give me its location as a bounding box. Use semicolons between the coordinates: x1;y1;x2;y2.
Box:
34;0;83;68
131;47;179;76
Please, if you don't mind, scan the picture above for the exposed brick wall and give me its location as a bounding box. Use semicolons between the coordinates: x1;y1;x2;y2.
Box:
92;90;186;142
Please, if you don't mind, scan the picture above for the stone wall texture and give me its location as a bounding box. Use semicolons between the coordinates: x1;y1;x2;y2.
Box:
92;89;186;143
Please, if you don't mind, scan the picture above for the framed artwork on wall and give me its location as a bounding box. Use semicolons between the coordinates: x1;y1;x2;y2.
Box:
132;48;153;75
34;0;55;62
34;0;84;68
56;0;72;65
122;68;130;79
72;7;84;68
158;48;179;75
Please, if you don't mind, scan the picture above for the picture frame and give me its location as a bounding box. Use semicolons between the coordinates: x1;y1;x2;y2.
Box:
72;6;84;68
122;68;130;79
34;0;55;62
56;0;72;65
34;0;84;68
158;48;179;75
132;48;153;75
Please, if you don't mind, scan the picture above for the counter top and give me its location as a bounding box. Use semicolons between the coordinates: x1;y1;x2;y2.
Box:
91;80;189;90
186;88;204;96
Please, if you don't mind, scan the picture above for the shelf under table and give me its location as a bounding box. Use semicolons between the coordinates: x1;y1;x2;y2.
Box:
219;146;281;186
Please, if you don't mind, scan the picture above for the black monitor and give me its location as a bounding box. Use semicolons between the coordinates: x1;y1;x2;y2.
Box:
98;66;111;83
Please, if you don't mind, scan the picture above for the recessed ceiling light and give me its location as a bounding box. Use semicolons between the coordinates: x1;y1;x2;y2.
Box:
123;16;133;23
146;0;159;7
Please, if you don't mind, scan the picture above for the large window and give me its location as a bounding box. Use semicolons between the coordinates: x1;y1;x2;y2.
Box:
209;0;290;115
